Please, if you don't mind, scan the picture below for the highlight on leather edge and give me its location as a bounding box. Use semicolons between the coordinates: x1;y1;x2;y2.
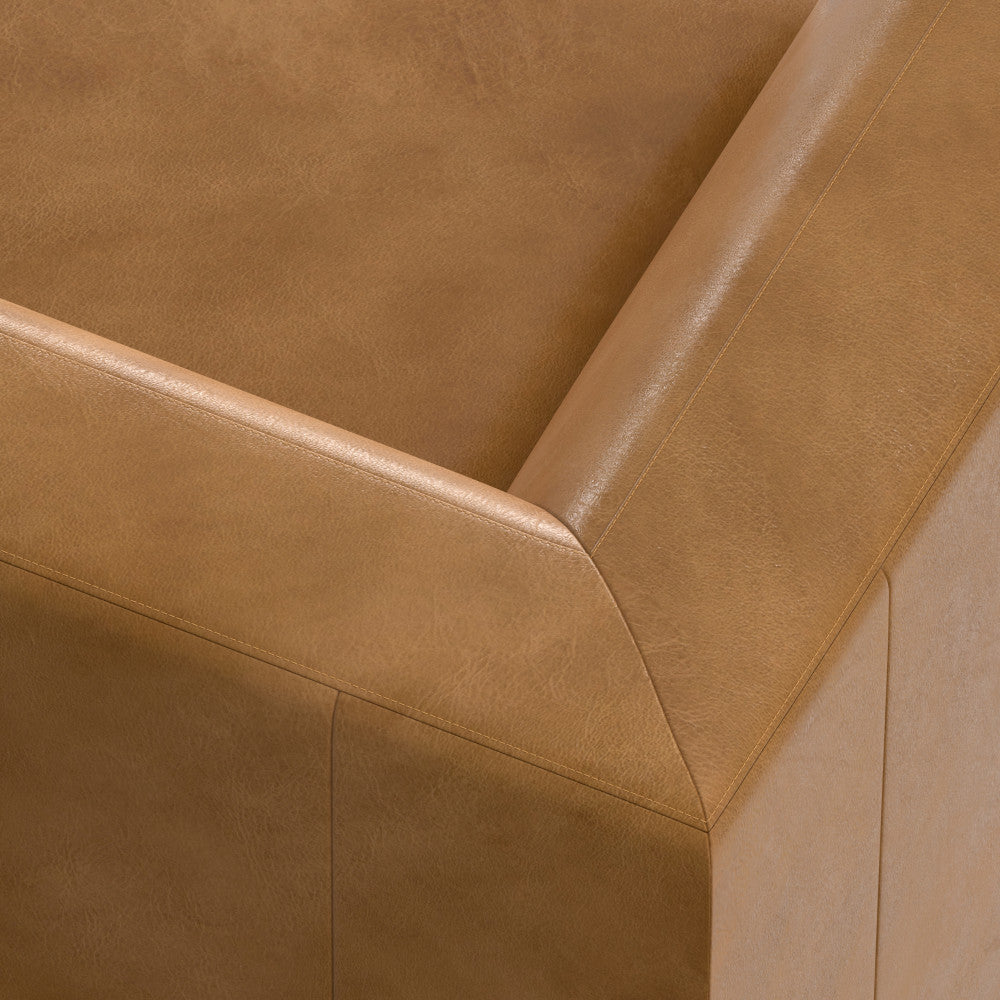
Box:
1;0;997;997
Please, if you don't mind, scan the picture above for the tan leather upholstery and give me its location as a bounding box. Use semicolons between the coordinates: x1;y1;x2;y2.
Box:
0;303;700;822
0;568;339;998
0;0;814;488
2;0;998;996
513;0;1000;817
709;575;888;998
878;400;1000;997
0;303;708;995
334;696;711;998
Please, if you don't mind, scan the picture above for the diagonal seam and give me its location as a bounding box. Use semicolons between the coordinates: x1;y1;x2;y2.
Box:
584;550;708;824
0;546;707;829
591;0;955;556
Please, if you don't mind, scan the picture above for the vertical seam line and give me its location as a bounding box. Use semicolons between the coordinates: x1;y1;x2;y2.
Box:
330;690;341;1000
873;568;892;999
706;357;1000;825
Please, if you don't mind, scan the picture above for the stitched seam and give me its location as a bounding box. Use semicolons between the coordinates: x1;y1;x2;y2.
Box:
873;568;892;1000
585;550;708;823
333;693;706;835
0;546;705;828
0;329;579;557
591;0;955;555
704;811;714;989
706;358;1000;825
329;689;339;1000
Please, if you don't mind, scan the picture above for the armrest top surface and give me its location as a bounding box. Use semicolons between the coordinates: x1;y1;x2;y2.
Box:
0;300;704;826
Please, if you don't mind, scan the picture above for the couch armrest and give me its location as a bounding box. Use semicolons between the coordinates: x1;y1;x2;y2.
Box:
0;300;708;996
0;298;698;816
512;0;1000;820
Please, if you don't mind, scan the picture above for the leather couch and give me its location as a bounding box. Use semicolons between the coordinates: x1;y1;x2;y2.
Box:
2;0;997;996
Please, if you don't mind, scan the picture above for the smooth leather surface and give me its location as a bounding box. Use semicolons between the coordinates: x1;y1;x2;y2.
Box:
877;392;1000;999
513;0;1000;819
710;575;887;999
0;304;713;995
2;0;998;995
0;565;339;1000
0;318;900;996
333;696;710;999
0;300;702;826
0;0;815;488
512;0;968;537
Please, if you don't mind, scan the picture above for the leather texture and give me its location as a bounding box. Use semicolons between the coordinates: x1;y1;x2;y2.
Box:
333;696;710;999
0;300;701;826
511;0;978;537
0;303;710;995
513;0;1000;819
2;0;998;996
0;0;814;488
710;575;888;999
877;394;1000;999
0;565;339;1000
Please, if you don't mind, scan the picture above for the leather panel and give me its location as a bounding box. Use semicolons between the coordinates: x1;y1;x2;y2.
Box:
0;301;702;824
0;564;337;1000
511;0;950;538
333;695;710;999
710;576;887;999
515;0;1000;817
877;393;1000;999
0;0;815;487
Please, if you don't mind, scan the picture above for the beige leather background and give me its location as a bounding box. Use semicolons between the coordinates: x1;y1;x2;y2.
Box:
2;0;998;995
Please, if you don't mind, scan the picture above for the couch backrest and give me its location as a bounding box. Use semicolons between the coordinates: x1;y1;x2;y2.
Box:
1;0;815;486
